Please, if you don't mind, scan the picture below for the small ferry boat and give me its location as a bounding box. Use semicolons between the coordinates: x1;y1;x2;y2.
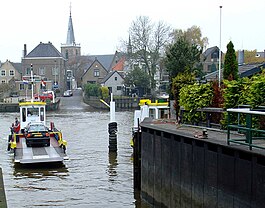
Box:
131;98;170;147
7;65;68;164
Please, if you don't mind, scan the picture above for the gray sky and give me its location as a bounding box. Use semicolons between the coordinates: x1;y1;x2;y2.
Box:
0;0;264;62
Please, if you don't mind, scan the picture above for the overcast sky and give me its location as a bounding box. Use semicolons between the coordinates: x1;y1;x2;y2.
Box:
0;0;264;62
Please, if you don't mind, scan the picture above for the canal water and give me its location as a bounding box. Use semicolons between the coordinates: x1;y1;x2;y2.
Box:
0;94;151;207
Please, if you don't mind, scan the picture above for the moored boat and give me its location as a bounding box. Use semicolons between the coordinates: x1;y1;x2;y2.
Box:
131;98;170;147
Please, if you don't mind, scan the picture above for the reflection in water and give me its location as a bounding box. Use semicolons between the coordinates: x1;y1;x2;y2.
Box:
108;151;118;180
13;163;68;179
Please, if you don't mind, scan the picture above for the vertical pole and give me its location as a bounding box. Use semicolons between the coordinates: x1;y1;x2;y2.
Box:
110;93;115;122
218;5;222;88
55;60;57;86
109;93;117;152
30;64;34;103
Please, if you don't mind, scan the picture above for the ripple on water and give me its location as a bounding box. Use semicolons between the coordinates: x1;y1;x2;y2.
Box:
0;109;151;207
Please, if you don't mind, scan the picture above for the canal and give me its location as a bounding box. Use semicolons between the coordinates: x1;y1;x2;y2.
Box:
0;90;151;207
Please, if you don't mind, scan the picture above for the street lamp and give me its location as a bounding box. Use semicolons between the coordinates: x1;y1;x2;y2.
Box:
218;5;222;88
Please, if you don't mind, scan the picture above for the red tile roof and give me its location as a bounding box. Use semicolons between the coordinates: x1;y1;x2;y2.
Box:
112;56;125;71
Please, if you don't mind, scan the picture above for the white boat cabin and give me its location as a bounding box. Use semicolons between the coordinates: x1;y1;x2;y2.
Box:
19;101;46;130
133;99;170;132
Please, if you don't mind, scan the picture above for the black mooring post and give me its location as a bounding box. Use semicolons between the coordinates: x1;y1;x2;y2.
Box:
133;118;141;190
108;122;117;152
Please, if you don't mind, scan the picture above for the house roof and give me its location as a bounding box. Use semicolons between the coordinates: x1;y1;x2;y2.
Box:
11;62;22;74
26;42;63;58
202;46;219;58
204;62;265;81
101;71;124;84
87;54;115;70
0;60;22;74
112;56;125;71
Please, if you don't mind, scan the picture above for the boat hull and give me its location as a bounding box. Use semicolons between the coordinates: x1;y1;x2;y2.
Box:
12;135;68;164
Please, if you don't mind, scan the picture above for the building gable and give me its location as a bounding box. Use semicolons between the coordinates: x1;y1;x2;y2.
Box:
0;60;22;83
81;59;108;85
101;71;124;96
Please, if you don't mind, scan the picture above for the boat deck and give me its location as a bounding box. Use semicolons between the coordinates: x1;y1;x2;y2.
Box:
14;136;68;164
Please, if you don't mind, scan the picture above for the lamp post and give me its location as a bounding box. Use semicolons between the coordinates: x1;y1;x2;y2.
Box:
54;60;57;86
218;5;222;88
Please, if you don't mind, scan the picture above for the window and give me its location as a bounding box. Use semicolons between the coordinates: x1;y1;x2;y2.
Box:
94;69;100;77
1;70;6;76
1;80;6;83
19;84;25;90
26;68;31;75
115;77;117;81
28;84;32;90
65;50;69;59
117;86;122;90
149;109;155;118
39;67;45;75
52;67;59;75
9;70;15;76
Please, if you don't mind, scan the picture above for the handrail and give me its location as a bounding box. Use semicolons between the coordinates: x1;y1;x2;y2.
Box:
227;108;265;150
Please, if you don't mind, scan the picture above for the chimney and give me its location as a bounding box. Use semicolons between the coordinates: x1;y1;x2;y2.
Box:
23;44;27;57
238;50;244;65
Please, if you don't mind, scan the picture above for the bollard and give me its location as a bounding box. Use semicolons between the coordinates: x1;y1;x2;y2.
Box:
108;122;117;151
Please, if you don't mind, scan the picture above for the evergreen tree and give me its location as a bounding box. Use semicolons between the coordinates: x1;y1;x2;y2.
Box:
123;67;150;96
223;41;238;80
164;36;201;99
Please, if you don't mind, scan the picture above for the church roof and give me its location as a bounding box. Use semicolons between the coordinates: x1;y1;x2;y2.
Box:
66;12;75;45
26;42;63;58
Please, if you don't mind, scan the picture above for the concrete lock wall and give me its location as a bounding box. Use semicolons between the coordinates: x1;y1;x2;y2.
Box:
140;126;265;208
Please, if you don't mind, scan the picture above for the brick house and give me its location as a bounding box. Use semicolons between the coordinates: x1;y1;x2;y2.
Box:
21;42;66;95
81;58;108;85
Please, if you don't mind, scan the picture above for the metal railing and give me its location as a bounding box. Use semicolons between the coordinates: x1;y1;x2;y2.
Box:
227;108;265;150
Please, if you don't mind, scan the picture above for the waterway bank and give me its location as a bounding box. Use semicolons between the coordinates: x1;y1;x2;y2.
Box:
0;98;60;112
136;118;265;207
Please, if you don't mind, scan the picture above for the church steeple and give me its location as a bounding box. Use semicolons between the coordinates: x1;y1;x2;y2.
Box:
61;3;81;60
66;3;75;45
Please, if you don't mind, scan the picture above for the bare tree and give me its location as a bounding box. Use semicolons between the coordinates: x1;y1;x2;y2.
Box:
170;25;208;51
127;16;171;91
